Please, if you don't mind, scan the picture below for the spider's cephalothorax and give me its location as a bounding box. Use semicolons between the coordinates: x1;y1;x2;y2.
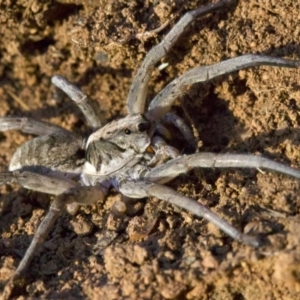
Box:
84;114;153;177
2;0;300;297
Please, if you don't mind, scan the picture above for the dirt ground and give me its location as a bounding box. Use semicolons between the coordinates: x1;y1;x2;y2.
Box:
1;0;300;299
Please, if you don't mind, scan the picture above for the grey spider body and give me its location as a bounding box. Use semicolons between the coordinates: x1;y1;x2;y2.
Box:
2;0;300;297
9;131;85;177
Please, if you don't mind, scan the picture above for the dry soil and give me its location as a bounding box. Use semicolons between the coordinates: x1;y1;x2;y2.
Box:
1;0;300;299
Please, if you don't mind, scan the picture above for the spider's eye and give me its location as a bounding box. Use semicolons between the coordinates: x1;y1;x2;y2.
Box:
137;121;151;132
124;128;131;135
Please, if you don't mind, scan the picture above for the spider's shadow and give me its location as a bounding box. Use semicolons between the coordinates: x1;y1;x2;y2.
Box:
180;50;300;161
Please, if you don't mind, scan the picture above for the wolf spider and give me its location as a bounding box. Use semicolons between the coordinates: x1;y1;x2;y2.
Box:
2;0;300;297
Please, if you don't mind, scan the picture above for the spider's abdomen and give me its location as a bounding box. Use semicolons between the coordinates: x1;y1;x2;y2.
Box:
9;133;85;176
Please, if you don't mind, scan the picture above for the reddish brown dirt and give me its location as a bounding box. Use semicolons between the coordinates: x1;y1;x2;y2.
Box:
1;0;300;299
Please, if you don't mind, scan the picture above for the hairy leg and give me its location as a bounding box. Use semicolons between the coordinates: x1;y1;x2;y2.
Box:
52;75;103;129
143;152;300;184
127;0;234;114
118;179;260;247
148;135;179;167
162;112;196;151
0;170;76;194
2;181;107;299
0;117;70;136
148;55;300;119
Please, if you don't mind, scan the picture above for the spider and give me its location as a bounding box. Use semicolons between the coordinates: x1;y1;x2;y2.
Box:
2;0;300;297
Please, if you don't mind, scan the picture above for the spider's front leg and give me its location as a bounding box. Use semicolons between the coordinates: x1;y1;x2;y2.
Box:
148;135;180;167
148;55;300;119
149;113;197;166
161;112;196;152
127;0;234;114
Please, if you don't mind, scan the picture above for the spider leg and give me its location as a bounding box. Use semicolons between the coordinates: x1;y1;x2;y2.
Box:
1;172;74;299
0;170;77;194
148;54;300;118
162;112;196;151
51;75;103;129
127;0;234;114
2;199;64;300
0;117;70;136
143;153;300;184
0;169;82;216
118;179;260;247
148;135;179;167
2;176;107;299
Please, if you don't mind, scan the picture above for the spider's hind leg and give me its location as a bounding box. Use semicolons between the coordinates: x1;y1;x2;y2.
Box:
118;179;261;248
1;171;107;299
0;117;70;136
0;170;77;195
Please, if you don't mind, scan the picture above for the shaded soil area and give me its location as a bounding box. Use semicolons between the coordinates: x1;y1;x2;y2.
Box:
1;0;300;299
